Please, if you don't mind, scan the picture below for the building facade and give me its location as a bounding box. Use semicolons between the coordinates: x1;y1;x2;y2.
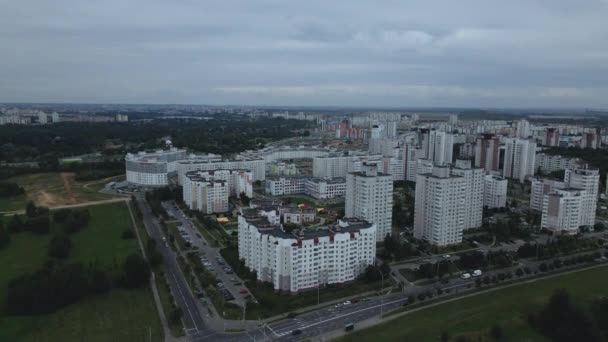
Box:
183;169;253;214
125;148;188;186
414;166;467;246
530;178;566;211
541;188;587;235
474;134;500;171
564;167;600;226
451;160;484;229
503;138;537;183
238;211;376;294
345;164;393;241
484;175;508;209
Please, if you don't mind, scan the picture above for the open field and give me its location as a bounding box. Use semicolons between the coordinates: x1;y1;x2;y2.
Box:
0;202;163;342
342;266;608;342
0;172;123;212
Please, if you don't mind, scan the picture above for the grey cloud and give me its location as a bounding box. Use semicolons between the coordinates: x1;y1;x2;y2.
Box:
1;0;607;107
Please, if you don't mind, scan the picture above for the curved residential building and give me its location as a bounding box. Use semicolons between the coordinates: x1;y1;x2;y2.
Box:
125;148;187;186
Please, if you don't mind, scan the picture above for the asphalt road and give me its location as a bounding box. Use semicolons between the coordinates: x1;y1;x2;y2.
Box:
134;194;215;339
162;201;252;307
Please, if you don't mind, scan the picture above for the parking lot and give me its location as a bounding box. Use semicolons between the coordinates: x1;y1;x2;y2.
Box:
161;201;253;307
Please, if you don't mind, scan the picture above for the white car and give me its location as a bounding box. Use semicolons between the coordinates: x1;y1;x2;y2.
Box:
472;270;482;277
443;254;451;259
461;273;471;279
343;301;351;305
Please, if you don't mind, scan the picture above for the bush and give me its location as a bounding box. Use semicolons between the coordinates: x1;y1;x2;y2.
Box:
0;182;25;197
490;325;503;340
48;235;72;259
63;209;90;234
121;253;150;288
121;229;135;239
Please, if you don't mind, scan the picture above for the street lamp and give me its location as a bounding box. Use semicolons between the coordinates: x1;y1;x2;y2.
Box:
376;267;384;319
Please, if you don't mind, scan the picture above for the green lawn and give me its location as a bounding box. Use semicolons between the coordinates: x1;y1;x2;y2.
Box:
0;202;163;342
342;265;608;342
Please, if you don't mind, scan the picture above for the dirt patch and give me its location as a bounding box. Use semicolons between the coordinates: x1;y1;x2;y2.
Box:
61;172;77;204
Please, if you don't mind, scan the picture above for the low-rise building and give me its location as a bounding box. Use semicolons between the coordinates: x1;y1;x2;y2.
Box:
282;207;316;224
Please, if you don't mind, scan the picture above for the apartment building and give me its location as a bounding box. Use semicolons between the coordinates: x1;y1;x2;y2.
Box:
183;169;253;214
484;175;508;209
564;167;600;226
238;211;376;294
535;153;581;175
474;134;500;172
345;164;393;241
414;165;467;246
541;188;587;235
503;138;537;183
125;148;188;186
530;178;566;211
451;160;484;229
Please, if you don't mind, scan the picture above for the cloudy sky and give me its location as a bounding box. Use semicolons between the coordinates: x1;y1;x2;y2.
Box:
1;0;608;108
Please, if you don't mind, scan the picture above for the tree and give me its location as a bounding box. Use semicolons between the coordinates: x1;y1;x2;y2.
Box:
539;263;548;272
122;253;150;288
240;192;251;206
48;235;72;259
25;201;38;218
490;325;503;340
538;289;603;342
516;268;524;277
440;331;450;342
593;222;606;232
0;217;9;249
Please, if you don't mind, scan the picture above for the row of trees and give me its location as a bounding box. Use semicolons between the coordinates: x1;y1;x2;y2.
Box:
382;234;417;261
0;182;25;197
517;236;601;260
6;254;150;315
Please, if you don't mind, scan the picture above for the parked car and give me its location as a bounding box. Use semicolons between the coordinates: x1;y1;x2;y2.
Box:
239;289;248;294
472;270;482;277
461;273;471;279
291;329;302;336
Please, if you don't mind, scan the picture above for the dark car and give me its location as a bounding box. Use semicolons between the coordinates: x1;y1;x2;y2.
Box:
291;329;302;336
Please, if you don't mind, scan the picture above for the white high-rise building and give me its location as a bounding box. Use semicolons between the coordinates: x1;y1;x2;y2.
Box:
238;211;377;294
564;167;600;226
345;164;393;241
414;165;467;246
516;120;531;138
403;144;423;182
484;175;508;209
451;160;484;229
541;188;587;235
530;178;565;211
427;131;454;165
503;138;537;183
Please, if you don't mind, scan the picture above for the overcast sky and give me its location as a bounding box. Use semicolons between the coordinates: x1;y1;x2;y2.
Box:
1;0;608;108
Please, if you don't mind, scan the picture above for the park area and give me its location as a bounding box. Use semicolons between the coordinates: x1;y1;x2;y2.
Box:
342;265;608;342
0;202;163;342
0;172;123;213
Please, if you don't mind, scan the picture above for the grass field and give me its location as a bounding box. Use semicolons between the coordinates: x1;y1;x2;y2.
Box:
0;172;122;212
0;202;163;342
342;265;608;342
